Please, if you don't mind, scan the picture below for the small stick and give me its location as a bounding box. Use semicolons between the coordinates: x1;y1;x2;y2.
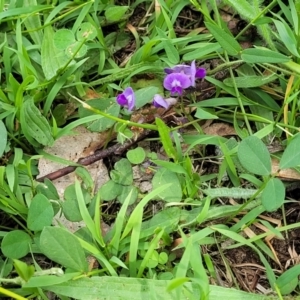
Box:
36;129;152;182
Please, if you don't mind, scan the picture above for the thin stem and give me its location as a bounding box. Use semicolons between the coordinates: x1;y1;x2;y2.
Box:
68;93;158;131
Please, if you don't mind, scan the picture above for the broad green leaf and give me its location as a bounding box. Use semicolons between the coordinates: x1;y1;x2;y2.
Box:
205;22;242;56
156;118;177;160
66;42;87;58
117;185;138;205
241;48;290;63
135;86;159;109
76;22;97;41
41;26;69;80
279;134;300;169
224;75;277;88
238;136;271;175
111;158;133;185
99;180;122;201
27;194;54;231
1;230;31;259
0;120;7;157
44;276;269;299
53;29;75;49
22;99;54;146
40;227;88;272
126;147;146;164
276;265;300;295
152;168;182;202
261;178;285;212
105;6;129;22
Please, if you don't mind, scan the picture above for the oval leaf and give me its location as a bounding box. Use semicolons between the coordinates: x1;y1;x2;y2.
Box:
238;136;271;175
27;194;54;231
261;178;285;212
152;168;182;202
1;230;31;259
224;75;277;88
22;98;54;146
241;48;290;63
126;147;146;164
279;134;300;169
40;227;88;272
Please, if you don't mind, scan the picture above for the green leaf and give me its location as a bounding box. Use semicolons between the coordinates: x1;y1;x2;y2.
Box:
53;29;75;50
117;185;138;205
110;158;133;185
156;118;177;160
152;168;182;202
135;86;159;109
76;22;97;41
66;42;87;58
205;22;242;56
0;120;7;157
224;74;277;88
261;178;285;212
223;0;256;20
40;227;88;272
276;265;300;295
182;43;221;60
195;107;218;120
44;276;269;300
273;19;300;58
78;98;120;132
41;25;69;80
105;6;129;22
238;136;271;175
1;230;31;259
99;180;122;201
126;147;146;164
21;99;54;146
241;48;290;63
27;194;54;231
279;134;300;169
13;259;35;282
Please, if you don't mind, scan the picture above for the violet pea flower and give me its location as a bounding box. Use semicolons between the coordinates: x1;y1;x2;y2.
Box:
163;73;191;96
152;94;177;109
116;87;135;111
164;60;206;87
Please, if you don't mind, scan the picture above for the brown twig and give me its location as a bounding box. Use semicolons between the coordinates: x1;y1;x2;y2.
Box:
36;129;153;182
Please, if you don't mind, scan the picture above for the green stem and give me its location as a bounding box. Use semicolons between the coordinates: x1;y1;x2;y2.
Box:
68;93;158;131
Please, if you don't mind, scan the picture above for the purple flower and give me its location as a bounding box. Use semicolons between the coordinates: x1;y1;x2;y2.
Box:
116;87;135;111
164;60;206;88
152;95;177;109
163;73;191;95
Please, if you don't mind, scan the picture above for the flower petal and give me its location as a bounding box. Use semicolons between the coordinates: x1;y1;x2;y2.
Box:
190;60;196;86
163;73;191;95
195;68;206;79
153;94;170;109
116;87;136;111
116;94;128;106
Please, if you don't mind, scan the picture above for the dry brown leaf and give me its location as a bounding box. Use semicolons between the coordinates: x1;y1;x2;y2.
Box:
271;157;300;181
202;122;237;136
